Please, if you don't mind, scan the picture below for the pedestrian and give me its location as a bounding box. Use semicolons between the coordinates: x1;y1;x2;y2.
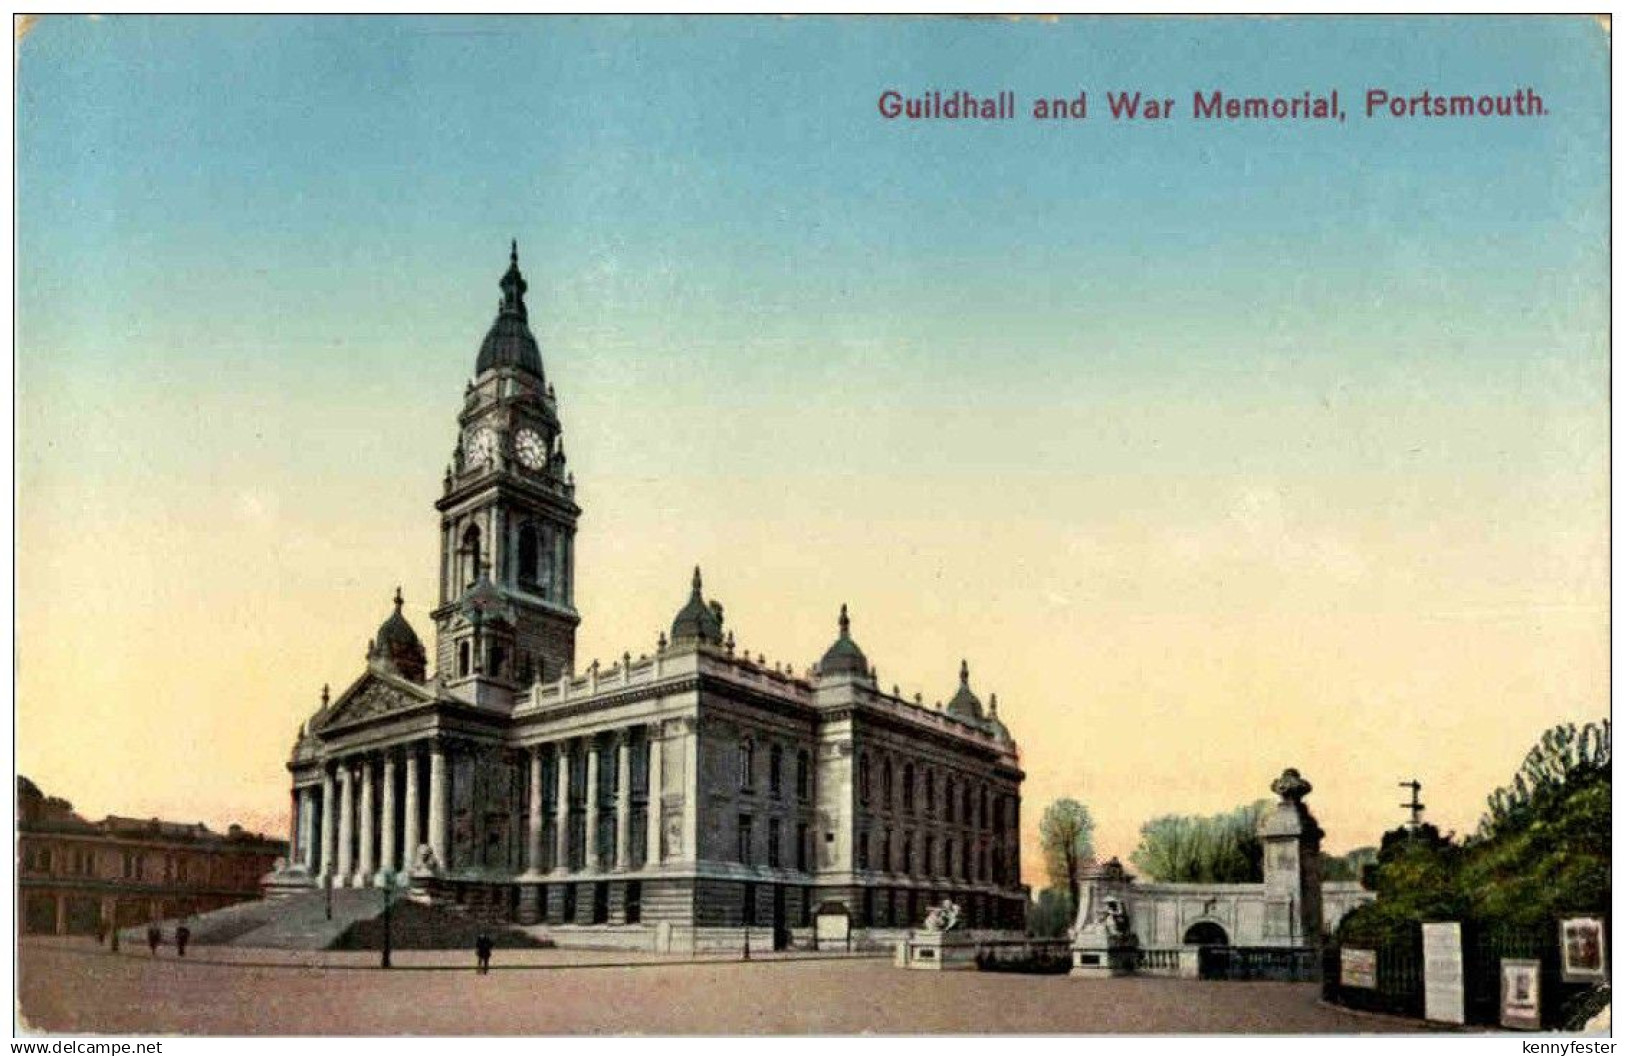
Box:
146;923;161;957
175;923;191;958
109;922;120;953
94;919;107;946
475;931;493;974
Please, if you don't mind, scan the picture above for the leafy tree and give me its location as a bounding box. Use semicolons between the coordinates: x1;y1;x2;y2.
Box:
1027;886;1075;938
1321;845;1379;883
1476;720;1609;841
1129;800;1270;883
1337;718;1611;946
1038;799;1095;916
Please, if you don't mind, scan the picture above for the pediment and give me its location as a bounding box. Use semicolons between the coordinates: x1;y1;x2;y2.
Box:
315;670;436;733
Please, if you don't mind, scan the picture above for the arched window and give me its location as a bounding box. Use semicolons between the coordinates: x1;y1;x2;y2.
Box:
461;524;483;586
769;745;783;797
517;523;540;588
737;738;754;790
945;777;955;823
925;770;936;816
882;760;893;807
962;785;973;825
457;641;471;677
903;764;915;812
795;749;810;800
859;753;871;805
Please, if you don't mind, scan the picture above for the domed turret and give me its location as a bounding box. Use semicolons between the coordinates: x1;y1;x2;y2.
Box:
368;587;427;683
475;241;545;379
817;604;870;678
945;659;984;721
670;567;725;646
986;693;1013;744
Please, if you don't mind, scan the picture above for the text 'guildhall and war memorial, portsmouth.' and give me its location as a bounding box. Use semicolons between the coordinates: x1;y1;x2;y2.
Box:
271;246;1028;951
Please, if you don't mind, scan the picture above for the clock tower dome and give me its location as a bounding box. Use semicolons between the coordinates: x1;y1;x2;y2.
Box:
432;242;580;705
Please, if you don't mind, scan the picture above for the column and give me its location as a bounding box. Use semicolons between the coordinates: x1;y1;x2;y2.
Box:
614;733;632;872
645;724;663;867
335;763;354;883
319;768;336;880
402;747;421;872
428;742;448;870
357;757;376;885
380;751;397;880
682;718;699;863
288;789;300;862
298;787;316;870
584;740;601;872
526;746;545;874
553;741;570;872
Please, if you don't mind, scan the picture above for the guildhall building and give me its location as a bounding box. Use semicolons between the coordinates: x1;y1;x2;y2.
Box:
275;246;1027;949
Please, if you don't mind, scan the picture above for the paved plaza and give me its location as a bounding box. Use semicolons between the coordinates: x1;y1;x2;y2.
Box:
17;938;1422;1035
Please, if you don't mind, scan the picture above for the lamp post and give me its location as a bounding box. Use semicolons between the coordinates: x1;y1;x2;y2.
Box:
325;871;333;921
380;869;396;969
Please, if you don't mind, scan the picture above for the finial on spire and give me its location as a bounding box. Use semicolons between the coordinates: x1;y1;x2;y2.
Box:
393;586;404;612
321;683;330;707
989;692;999;715
691;566;703;595
511;238;518;265
960;659;970;685
838;603;851;638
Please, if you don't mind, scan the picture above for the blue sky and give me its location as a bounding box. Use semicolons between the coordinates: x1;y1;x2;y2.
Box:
15;16;1610;858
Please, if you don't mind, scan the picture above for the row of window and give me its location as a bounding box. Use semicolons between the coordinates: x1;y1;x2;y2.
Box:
736;740;811;801
855;828;1013;884
20;842;266;888
735;815;812;871
857;753;1012;833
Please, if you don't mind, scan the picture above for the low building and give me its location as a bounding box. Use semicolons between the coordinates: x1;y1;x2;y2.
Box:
17;776;287;935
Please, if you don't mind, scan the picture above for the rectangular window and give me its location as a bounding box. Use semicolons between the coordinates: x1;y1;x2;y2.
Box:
737;814;753;865
924;836;935;878
738;740;754;790
882;830;892;873
796;750;810;801
769;746;783;798
795;822;809;872
857;831;870;870
768;818;781;868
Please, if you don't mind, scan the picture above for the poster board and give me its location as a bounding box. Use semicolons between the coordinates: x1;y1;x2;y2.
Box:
1339;948;1377;989
1500;958;1541;1030
1421;922;1465;1025
1560;917;1608;983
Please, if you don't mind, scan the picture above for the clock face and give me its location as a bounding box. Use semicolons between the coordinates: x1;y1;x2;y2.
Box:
515;428;546;470
468;428;498;465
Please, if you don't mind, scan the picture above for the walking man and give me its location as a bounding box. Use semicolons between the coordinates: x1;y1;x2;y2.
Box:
475;931;493;974
145;923;161;957
175;922;191;958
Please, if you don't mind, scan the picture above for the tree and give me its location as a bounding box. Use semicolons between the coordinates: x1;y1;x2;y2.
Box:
1038;799;1095;917
1027;886;1074;938
1322;845;1379;883
1129;800;1270;883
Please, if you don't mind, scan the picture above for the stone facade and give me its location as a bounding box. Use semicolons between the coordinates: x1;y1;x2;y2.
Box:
18;777;286;935
272;246;1027;948
1078;770;1375;951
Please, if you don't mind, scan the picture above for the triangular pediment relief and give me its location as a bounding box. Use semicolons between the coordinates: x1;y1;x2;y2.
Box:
314;669;438;733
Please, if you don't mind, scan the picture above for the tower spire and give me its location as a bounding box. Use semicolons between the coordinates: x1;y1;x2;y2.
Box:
499;240;528;319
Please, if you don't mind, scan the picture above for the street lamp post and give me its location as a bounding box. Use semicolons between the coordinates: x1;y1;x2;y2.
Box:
325;872;333;921
380;870;395;969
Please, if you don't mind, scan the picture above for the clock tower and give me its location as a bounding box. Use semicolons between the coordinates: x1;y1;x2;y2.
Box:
432;242;580;704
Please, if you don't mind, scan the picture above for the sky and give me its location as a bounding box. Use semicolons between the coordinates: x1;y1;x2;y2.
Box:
15;16;1609;881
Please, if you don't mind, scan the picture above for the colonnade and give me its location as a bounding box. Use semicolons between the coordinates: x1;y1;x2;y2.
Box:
290;725;674;888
